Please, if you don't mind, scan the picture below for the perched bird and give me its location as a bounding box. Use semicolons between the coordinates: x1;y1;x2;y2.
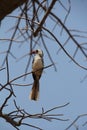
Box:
29;49;44;101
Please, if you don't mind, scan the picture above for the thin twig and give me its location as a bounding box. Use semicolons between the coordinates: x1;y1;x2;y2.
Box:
43;26;87;70
9;63;55;83
65;114;87;130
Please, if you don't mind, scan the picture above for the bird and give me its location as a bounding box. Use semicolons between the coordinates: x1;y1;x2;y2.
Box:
29;49;44;101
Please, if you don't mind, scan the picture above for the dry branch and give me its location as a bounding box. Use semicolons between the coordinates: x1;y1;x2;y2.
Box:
0;1;87;130
0;101;69;130
65;114;87;130
34;0;57;37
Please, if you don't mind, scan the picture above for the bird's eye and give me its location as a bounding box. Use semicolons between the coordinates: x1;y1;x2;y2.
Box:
36;50;38;53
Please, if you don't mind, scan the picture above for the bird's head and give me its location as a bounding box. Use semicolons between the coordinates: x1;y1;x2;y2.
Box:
30;49;43;57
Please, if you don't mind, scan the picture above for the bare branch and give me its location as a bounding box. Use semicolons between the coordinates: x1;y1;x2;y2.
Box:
10;63;55;83
0;90;13;111
65;114;87;130
43;26;87;70
0;101;69;130
0;1;87;130
34;0;57;37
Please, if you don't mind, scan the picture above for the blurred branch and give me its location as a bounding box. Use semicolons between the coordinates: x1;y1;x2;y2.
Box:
50;12;87;58
0;63;54;91
0;1;87;130
43;26;87;70
0;67;6;71
10;63;55;83
0;57;69;130
83;121;87;126
60;0;71;35
0;101;69;130
65;114;87;130
34;0;57;37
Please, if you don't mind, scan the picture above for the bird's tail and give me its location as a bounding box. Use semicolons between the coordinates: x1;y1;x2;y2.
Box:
29;80;39;101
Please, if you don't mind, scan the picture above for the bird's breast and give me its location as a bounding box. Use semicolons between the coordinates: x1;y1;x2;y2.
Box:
33;58;43;70
32;56;43;79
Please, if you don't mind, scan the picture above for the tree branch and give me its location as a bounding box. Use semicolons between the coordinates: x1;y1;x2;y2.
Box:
34;0;57;37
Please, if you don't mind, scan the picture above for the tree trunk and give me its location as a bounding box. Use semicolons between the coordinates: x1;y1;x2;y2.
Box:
0;0;27;21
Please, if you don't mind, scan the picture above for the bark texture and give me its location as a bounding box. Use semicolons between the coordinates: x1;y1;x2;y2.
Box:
0;0;27;21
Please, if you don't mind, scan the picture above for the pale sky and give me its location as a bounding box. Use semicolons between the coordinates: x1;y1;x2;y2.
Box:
0;1;87;130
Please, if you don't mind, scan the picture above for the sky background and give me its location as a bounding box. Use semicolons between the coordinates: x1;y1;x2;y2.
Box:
0;0;87;130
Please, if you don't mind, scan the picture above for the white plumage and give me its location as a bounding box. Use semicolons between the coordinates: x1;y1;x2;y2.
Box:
29;49;44;101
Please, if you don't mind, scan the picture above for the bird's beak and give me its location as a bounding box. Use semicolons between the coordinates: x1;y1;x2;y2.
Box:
29;50;36;55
